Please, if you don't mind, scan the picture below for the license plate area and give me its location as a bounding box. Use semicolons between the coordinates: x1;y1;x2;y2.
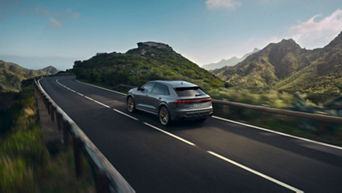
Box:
192;102;205;108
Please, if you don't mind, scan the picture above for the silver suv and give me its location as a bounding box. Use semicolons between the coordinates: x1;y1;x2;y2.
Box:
126;80;213;125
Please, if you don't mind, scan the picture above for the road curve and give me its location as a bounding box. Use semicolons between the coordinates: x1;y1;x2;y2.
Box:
40;75;342;193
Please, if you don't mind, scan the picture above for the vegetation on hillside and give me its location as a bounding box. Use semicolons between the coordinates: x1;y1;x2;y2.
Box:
213;32;342;105
0;81;93;193
73;42;224;93
72;37;342;112
0;60;58;92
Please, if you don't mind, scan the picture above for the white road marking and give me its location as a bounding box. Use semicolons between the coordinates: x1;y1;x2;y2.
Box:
76;79;127;96
207;151;304;193
143;122;196;147
56;79;110;109
76;92;84;97
212;115;342;151
113;109;138;121
56;77;307;192
84;96;110;108
77;79;342;150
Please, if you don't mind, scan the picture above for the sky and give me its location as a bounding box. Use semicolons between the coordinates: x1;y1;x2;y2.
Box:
1;0;342;70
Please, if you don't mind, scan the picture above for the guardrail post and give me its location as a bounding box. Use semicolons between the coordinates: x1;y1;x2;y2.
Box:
73;137;84;178
56;113;62;131
63;121;71;146
47;101;51;115
94;170;110;193
50;106;55;122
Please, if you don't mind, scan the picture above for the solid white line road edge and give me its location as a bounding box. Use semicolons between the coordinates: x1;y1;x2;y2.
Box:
207;151;304;193
75;79;126;96
38;78;136;193
56;77;305;193
74;78;342;151
212;115;342;151
143;121;303;193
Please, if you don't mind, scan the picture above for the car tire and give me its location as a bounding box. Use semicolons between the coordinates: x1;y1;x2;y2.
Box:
127;96;136;113
159;106;170;126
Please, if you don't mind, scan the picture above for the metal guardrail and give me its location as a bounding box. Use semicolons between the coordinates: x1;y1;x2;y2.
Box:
34;78;135;193
212;99;342;124
76;76;342;124
106;80;342;124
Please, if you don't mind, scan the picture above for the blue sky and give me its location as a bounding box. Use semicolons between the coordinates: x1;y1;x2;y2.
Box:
1;0;342;70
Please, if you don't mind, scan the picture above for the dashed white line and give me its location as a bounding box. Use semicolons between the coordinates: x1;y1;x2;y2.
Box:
84;96;110;108
212;115;342;151
113;108;138;121
56;77;306;192
57;79;110;109
207;151;304;193
75;79;342;151
143;122;196;147
76;92;84;97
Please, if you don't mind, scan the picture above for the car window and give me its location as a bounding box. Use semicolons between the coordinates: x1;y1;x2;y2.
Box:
151;83;170;95
141;82;154;93
174;87;205;97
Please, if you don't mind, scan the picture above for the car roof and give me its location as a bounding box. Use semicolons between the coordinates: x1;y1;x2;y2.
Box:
149;80;198;88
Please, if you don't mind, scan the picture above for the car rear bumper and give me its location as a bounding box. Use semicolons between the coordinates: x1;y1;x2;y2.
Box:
171;107;213;120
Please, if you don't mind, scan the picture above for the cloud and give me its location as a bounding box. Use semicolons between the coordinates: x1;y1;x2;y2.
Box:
48;18;63;28
34;7;80;29
288;9;342;48
206;0;241;9
35;7;80;19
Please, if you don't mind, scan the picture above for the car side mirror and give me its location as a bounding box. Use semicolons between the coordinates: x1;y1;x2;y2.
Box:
138;87;145;92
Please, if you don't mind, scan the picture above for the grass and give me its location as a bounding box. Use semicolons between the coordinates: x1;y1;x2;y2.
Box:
213;104;342;146
0;82;94;193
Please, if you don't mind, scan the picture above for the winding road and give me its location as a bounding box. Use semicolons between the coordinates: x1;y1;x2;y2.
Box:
40;75;342;193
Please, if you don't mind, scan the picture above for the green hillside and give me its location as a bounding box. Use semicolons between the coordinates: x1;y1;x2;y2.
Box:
0;60;58;92
73;42;224;92
213;32;342;104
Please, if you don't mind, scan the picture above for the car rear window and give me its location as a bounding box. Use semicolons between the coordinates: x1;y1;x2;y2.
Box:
151;83;170;95
174;87;206;97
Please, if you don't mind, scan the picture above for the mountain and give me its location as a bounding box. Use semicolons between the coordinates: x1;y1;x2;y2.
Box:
41;65;59;74
202;48;259;70
72;41;224;91
203;57;240;70
0;60;59;92
212;32;342;103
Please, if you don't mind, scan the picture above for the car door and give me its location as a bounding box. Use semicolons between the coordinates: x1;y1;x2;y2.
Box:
148;83;170;114
135;82;154;111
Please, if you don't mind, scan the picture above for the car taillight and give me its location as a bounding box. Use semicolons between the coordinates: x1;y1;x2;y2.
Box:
174;97;211;104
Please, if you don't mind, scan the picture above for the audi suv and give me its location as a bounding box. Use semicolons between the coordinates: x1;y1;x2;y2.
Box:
126;80;213;125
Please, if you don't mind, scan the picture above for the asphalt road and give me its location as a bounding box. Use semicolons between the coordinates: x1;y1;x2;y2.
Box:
40;75;342;193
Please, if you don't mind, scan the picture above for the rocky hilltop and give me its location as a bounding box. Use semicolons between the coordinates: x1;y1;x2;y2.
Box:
213;32;342;102
72;41;223;91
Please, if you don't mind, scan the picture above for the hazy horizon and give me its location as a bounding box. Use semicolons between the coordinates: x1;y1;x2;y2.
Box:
1;0;342;70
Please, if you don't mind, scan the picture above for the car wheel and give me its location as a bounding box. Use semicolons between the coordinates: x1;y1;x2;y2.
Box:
159;106;170;126
127;97;135;113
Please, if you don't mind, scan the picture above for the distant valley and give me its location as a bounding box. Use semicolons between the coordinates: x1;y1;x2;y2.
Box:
0;60;58;92
212;32;342;103
72;34;342;107
202;48;259;70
